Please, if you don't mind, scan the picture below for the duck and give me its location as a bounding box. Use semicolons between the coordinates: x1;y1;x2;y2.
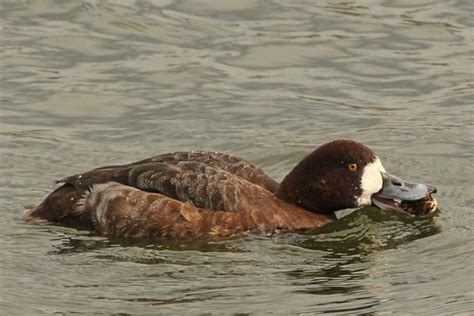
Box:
24;139;437;238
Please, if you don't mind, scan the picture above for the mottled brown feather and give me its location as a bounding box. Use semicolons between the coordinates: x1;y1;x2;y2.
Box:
25;140;388;238
77;182;331;238
25;151;287;234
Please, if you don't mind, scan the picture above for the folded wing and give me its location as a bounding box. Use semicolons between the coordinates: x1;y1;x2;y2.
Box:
25;152;280;230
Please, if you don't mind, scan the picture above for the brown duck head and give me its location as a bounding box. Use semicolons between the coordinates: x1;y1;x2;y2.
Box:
276;140;437;216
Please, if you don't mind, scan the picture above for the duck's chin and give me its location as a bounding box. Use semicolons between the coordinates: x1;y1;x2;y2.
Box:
371;194;438;216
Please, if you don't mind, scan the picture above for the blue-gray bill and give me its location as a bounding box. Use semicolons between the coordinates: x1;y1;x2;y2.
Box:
371;173;438;215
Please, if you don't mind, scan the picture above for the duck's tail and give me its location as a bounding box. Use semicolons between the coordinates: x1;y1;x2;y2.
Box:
24;184;94;230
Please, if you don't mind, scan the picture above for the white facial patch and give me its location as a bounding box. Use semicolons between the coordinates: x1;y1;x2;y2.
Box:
357;157;386;206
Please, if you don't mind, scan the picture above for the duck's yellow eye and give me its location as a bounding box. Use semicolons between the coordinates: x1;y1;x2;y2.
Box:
348;163;358;172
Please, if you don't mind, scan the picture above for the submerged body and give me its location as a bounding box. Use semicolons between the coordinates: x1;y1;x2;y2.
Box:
25;140;437;238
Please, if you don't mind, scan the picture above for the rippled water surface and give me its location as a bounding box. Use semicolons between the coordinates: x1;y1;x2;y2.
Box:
1;0;473;314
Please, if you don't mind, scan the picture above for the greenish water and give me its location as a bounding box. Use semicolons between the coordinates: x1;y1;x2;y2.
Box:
1;0;473;314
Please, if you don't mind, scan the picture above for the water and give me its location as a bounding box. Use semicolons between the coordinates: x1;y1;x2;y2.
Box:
1;0;473;314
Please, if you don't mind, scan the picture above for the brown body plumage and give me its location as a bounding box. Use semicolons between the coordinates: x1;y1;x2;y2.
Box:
75;182;331;238
25;150;333;237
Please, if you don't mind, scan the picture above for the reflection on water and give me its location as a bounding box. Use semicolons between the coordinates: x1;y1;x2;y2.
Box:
1;0;473;314
33;207;443;314
280;207;441;254
50;233;246;257
48;206;441;256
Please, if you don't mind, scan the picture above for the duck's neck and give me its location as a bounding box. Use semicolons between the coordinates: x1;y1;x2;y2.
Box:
275;159;336;217
275;184;337;222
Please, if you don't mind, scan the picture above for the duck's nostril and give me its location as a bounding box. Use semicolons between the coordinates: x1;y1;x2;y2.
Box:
392;180;402;186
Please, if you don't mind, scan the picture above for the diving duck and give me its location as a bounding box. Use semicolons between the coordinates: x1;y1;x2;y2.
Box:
25;140;437;238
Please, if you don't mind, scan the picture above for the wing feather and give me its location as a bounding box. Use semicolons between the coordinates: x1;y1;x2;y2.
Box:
26;151;281;229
